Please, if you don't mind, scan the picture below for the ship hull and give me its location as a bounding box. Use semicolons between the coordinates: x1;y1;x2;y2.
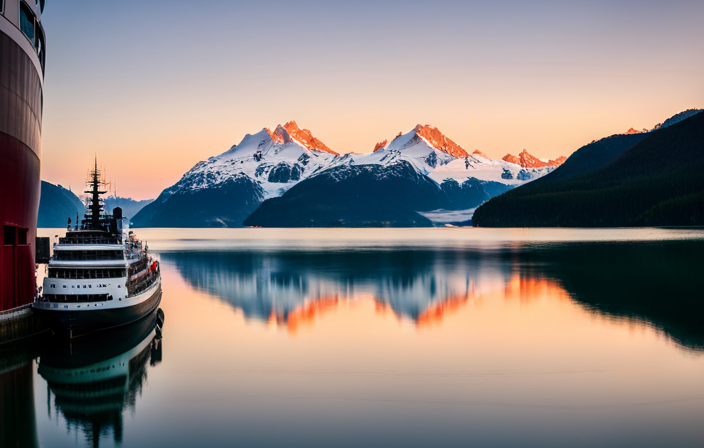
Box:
0;133;40;311
38;307;161;369
0;23;44;313
34;284;162;339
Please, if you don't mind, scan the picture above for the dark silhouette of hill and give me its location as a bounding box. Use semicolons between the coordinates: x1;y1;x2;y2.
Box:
473;111;704;227
38;181;84;228
244;161;512;227
132;177;264;228
244;162;437;227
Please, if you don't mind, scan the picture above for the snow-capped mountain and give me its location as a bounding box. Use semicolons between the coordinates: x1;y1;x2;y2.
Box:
134;122;565;227
271;120;338;155
243;124;546;227
328;125;563;185
163;121;340;200
373;124;468;158
501;149;566;169
339;124;466;175
132;122;341;227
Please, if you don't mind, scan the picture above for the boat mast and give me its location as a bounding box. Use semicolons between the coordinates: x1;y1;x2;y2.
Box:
83;157;108;230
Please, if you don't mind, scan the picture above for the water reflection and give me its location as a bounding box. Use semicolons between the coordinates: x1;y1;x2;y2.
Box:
163;239;704;350
38;311;163;448
163;250;512;329
519;241;704;351
0;346;39;448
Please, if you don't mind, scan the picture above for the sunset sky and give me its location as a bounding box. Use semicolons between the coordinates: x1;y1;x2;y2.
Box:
41;0;704;200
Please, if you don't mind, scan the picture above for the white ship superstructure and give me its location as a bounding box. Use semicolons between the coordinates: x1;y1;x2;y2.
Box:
33;161;161;338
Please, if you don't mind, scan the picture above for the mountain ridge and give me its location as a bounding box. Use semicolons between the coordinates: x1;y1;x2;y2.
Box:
473;110;704;227
502;149;566;168
132;122;567;228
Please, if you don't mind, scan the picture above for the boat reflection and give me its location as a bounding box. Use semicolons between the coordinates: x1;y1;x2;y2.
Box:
164;239;704;351
38;309;164;448
0;346;39;448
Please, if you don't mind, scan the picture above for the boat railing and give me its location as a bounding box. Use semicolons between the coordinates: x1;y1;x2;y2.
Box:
54;252;124;261
58;237;121;245
125;251;145;261
128;271;159;296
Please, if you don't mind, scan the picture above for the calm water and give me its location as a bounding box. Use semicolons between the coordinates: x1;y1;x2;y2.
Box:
4;228;704;447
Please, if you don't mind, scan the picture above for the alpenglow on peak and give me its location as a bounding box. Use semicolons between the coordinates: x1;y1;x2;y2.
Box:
267;121;338;155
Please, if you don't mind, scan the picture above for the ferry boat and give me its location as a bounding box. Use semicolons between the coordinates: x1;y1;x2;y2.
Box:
32;161;162;338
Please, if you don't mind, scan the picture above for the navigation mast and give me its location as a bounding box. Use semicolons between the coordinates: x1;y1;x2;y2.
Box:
83;157;108;229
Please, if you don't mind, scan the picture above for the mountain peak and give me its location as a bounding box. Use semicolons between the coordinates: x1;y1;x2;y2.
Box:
624;127;648;135
264;122;338;155
373;140;388;152
502;149;566;168
503;154;520;165
283;121;338;155
267;125;291;145
472;150;490;159
412;124;468;158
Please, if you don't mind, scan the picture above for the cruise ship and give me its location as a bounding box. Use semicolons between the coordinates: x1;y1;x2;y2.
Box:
33;162;162;338
0;1;46;313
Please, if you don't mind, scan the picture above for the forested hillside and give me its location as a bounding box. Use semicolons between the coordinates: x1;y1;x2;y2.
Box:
473;111;704;227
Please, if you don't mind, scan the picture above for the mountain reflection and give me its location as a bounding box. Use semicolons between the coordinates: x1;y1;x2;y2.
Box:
38;311;163;448
517;241;704;351
164;239;704;351
163;250;512;328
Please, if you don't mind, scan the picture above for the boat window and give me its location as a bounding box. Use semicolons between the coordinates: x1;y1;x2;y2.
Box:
20;2;35;43
3;226;15;245
42;294;110;303
18;228;28;245
54;249;123;261
35;24;46;70
48;268;127;279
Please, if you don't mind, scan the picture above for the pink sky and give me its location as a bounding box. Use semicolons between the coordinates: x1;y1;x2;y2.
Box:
40;1;704;199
